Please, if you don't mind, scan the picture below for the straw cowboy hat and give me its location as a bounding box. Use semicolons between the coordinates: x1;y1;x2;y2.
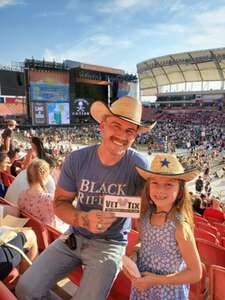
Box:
90;96;156;134
7;119;18;126
136;153;200;182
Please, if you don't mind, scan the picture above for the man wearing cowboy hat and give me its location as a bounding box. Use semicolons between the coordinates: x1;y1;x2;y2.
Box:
16;96;155;300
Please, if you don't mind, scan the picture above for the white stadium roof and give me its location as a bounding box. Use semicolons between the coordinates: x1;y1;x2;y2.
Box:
137;47;225;96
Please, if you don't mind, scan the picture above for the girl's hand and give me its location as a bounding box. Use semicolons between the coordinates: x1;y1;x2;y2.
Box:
122;266;137;281
131;272;158;291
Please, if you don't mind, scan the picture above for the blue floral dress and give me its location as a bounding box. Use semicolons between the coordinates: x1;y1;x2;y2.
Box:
130;211;189;300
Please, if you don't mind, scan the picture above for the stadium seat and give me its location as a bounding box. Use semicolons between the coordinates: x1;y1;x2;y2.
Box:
207;216;223;225
0;196;17;207
195;238;225;270
208;265;225;300
221;237;225;248
196;223;219;238
189;263;207;300
1;172;15;187
203;208;225;224
0;281;17;300
193;212;202;217
20;209;49;250
194;215;209;224
3;267;20;290
194;228;219;244
212;223;225;238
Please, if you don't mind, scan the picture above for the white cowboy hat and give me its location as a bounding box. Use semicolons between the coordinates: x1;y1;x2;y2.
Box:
136;153;200;182
90;96;156;134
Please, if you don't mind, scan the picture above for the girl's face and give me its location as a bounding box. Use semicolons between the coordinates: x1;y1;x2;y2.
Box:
149;176;180;211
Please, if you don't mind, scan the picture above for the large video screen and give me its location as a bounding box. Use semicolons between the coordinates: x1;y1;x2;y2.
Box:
47;102;70;125
29;70;69;102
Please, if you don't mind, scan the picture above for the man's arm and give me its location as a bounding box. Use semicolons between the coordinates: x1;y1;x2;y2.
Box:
53;185;86;227
54;185;116;233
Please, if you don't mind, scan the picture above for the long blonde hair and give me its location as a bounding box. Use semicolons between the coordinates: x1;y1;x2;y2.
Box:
140;179;194;231
27;159;50;191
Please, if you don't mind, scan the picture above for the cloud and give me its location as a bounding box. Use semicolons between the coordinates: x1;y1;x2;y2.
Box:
0;0;21;7
97;0;155;13
43;33;133;70
34;11;66;18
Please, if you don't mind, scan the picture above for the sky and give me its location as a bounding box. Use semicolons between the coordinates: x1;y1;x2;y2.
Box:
1;0;225;74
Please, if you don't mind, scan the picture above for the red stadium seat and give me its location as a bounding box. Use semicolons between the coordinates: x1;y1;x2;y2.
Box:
221;237;225;248
189;263;207;300
212;223;225;238
3;267;20;290
1;172;15;187
195;238;225;270
203;208;225;224
20;209;49;250
194;215;209;224
0;196;17;207
208;265;225;300
207;216;224;225
194;228;219;244
196;223;219;238
0;281;17;300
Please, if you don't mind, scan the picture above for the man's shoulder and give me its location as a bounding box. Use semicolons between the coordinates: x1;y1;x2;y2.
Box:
69;144;97;158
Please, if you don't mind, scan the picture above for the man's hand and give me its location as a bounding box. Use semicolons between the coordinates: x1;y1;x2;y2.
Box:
78;210;117;233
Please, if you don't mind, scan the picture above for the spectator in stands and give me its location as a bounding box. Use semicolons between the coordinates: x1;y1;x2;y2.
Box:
192;195;204;215
16;96;155;300
18;159;56;227
21;136;53;170
5;155;56;205
0;227;38;282
212;197;223;212
195;176;203;193
0;152;11;197
0;120;17;157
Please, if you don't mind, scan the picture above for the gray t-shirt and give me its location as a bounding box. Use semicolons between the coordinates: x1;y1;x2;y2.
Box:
58;144;148;244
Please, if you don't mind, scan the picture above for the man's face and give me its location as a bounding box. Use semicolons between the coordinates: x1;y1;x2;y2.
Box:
100;115;138;157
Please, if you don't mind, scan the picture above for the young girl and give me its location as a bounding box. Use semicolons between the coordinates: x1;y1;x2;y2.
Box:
124;153;202;300
18;159;56;226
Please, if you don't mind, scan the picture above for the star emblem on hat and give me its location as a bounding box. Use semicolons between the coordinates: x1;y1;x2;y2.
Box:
160;159;170;168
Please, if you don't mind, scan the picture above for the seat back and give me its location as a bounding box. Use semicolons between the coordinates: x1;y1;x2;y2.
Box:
0;281;17;300
20;209;49;250
196;238;225;269
0;196;17;207
45;224;61;244
189;263;207;300
209;265;225;300
1;172;15;187
194;228;219;244
203;208;225;224
194;215;209;224
197;223;218;237
126;230;139;256
212;223;225;237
